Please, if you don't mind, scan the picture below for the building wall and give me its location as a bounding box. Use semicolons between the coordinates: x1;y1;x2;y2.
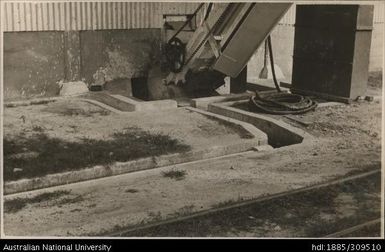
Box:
2;2;205;31
3;32;65;100
2;2;205;100
80;29;161;84
2;2;384;100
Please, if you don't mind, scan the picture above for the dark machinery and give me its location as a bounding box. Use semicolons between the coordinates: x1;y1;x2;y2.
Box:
160;2;318;114
291;5;374;103
163;3;293;82
161;3;291;98
164;37;186;73
158;3;373;111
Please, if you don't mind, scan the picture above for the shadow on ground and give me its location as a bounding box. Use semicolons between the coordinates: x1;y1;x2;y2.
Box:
4;128;191;181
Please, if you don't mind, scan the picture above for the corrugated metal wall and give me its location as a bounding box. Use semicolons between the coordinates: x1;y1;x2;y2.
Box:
2;2;383;32
2;2;205;32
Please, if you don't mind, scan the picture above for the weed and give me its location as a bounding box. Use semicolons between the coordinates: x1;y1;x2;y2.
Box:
70;208;82;212
125;189;139;193
57;195;85;205
211;199;240;208
162;169;187;181
174;205;195;217
147;211;163;222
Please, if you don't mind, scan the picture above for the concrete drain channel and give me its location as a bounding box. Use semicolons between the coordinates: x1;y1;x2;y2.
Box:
80;93;313;149
206;100;312;148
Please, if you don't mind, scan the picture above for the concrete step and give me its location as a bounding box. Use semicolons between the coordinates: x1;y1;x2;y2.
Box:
110;94;177;112
82;92;136;111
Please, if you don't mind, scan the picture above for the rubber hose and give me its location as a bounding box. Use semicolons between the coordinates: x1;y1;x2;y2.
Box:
249;36;317;115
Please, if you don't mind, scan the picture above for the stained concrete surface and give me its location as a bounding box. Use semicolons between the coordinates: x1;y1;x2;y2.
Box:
80;29;161;85
3;32;65;100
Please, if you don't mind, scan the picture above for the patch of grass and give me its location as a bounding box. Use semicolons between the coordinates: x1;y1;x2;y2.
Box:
211;198;241;208
147;211;163;222
3;129;191;181
4;198;27;213
4;190;70;213
173;205;195;217
200;114;254;139
57;195;85;205
161;169;187;181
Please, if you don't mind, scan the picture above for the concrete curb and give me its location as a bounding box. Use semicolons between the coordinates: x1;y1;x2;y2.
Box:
4;95;130;115
190;93;253;110
4;142;259;195
185;107;268;146
208;101;313;147
4;96;63;107
4;93;177;113
76;98;127;114
110;94;177;111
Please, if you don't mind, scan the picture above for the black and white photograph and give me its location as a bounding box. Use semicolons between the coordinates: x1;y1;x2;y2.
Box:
0;0;383;241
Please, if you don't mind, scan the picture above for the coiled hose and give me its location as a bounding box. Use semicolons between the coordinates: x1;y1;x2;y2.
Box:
248;36;317;115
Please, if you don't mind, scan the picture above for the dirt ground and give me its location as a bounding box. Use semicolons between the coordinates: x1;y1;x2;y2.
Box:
2;73;382;237
123;172;381;237
3;99;256;181
3;91;382;236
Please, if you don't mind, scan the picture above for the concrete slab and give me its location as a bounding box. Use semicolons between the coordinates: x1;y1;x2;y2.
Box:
110;94;177;112
190;93;253;110
79;92;177;112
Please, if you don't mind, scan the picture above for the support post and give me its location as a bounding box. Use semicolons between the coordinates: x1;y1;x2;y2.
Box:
230;66;247;93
